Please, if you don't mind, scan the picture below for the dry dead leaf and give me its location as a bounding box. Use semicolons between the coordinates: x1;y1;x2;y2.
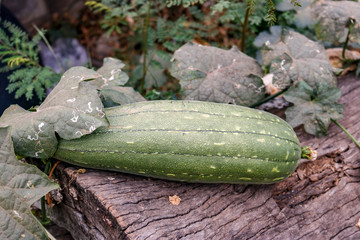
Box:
326;48;360;76
169;195;181;206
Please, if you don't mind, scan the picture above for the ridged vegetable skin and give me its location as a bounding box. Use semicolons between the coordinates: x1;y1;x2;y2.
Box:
53;100;301;184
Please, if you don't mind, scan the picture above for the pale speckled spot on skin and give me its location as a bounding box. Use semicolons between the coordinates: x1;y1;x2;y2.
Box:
167;173;176;176
285;151;289;160
209;165;216;169
109;151;115;154
286;162;289;165
273;177;284;181
233;156;238;159
184;116;194;120
214;142;225;146
239;177;252;181
126;141;134;144
218;176;222;179
67;98;76;103
276;142;281;146
152;152;159;155
182;173;188;175
123;125;133;129
260;130;266;134
272;167;280;173
138;171;146;174
115;166;120;168
247;169;252;173
257;138;265;143
202;114;210;118
265;158;269;162
217;153;222;156
252;156;257;158
80;152;85;154
257;121;263;125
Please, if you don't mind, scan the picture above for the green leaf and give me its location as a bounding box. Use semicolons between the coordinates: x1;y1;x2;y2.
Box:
101;87;146;107
92;58;145;107
170;43;266;106
283;81;343;137
313;1;360;45
0;67;108;159
93;57;129;88
0;126;58;240
261;30;337;90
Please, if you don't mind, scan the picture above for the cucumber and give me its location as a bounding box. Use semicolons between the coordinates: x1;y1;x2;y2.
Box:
53;100;301;184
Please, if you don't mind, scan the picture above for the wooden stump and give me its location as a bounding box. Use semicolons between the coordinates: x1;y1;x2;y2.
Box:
48;74;360;240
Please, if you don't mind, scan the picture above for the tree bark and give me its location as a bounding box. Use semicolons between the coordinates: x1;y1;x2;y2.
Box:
49;74;360;240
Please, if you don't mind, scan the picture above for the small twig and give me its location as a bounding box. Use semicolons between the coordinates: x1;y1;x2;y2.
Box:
140;0;152;94
33;24;64;73
240;6;250;52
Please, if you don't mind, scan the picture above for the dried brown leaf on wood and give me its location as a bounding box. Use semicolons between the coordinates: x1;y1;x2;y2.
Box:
169;195;181;206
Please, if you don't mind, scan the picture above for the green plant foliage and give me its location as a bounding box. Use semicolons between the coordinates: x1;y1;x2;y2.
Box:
313;1;360;45
92;57;146;107
283;81;343;137
0;20;60;101
0;67;108;159
170;43;266;106
261;30;337;90
0;126;58;240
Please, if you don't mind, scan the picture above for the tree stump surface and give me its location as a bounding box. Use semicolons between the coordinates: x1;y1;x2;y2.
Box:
49;74;360;240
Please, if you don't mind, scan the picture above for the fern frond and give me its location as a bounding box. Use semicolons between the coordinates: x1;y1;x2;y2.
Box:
7;56;31;67
0;28;10;45
264;0;277;25
3;20;26;39
6;66;59;100
211;0;231;14
85;1;112;13
166;0;206;8
290;0;302;8
247;0;256;14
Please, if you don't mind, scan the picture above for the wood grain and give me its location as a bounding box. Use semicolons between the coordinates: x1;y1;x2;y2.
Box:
49;74;360;240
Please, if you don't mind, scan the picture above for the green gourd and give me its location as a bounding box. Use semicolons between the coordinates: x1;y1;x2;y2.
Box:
53;100;302;184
